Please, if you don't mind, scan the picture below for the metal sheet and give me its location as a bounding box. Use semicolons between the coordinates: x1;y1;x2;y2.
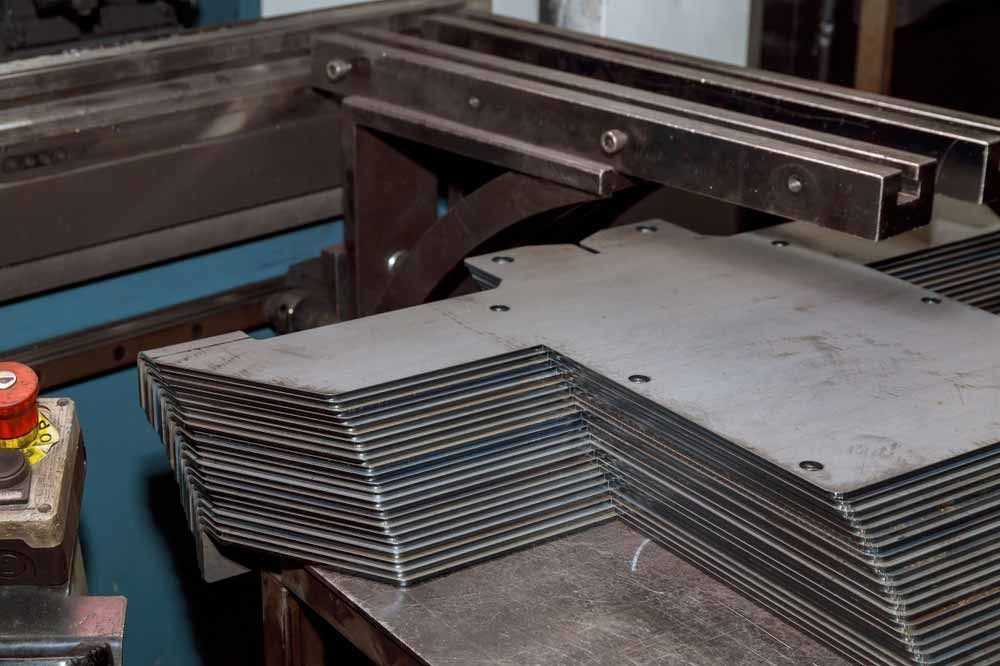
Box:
151;223;1000;494
139;221;1000;663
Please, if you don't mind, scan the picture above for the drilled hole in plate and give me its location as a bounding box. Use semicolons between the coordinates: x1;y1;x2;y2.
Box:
113;345;126;362
799;460;824;471
490;305;510;312
628;374;651;384
492;256;514;264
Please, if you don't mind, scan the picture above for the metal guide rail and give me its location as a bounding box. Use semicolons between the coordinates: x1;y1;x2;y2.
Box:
139;223;1000;665
312;7;1000;241
2;0;998;304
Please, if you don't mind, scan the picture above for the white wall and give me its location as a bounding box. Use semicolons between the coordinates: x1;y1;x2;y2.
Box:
492;0;539;22
261;0;370;18
494;0;760;66
264;0;759;67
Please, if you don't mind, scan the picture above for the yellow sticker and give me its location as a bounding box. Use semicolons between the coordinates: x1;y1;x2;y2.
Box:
20;412;61;465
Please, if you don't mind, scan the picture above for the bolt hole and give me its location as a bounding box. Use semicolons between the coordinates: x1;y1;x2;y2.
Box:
772;240;790;247
113;346;126;362
799;460;824;471
492;256;514;264
57;398;69;407
922;296;941;305
192;323;204;338
38;503;51;513
628;374;651;384
490;304;510;312
636;225;658;234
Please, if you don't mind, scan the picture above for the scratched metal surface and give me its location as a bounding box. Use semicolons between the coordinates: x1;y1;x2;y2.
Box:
312;522;850;666
157;221;1000;494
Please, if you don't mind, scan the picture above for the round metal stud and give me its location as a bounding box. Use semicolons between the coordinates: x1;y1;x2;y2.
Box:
325;59;353;83
787;175;804;194
636;225;658;234
387;250;407;272
772;240;790;247
922;296;941;305
600;129;629;155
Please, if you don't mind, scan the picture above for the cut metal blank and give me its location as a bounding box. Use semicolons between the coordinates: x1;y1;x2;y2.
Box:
140;222;1000;665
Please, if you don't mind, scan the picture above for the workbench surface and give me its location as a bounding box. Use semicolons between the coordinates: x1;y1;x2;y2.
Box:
304;522;849;665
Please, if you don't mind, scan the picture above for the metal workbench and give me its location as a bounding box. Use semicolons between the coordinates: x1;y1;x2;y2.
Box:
263;521;848;665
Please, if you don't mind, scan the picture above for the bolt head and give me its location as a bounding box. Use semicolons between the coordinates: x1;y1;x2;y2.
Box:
468;96;482;110
325;59;353;83
600;129;629;155
387;250;407;272
787;175;804;194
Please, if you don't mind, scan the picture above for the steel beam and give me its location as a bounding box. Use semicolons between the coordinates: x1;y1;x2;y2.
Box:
423;14;1000;205
352;25;934;200
314;33;921;239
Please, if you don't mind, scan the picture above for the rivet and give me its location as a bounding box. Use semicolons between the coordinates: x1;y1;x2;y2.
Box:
491;256;514;264
787;175;804;194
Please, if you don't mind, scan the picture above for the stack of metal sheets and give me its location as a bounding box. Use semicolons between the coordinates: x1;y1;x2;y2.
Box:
140;223;1000;665
872;229;1000;314
139;341;612;584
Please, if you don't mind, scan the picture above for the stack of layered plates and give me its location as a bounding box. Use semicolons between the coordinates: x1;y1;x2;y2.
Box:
141;222;1000;665
872;229;1000;314
140;341;613;584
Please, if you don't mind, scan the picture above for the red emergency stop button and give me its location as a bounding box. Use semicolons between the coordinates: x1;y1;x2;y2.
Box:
0;362;39;440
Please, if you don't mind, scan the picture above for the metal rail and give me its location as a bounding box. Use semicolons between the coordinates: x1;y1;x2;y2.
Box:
0;279;286;389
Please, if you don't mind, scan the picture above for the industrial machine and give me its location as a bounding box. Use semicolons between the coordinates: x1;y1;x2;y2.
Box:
0;0;196;58
2;1;1000;665
0;362;126;665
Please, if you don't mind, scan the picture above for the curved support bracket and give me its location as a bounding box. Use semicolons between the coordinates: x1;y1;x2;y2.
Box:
375;171;600;313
